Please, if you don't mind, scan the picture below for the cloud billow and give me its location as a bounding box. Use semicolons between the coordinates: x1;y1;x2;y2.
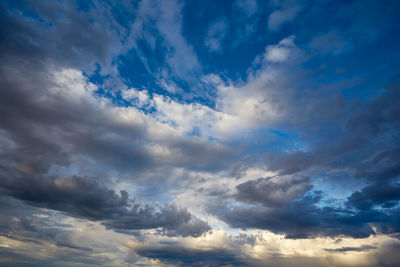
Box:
0;173;210;237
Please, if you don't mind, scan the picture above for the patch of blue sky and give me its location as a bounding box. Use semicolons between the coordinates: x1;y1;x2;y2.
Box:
118;49;158;90
297;1;400;102
86;63;109;85
75;0;94;12
93;87;127;107
187;126;202;137
116;49;216;107
228;128;307;154
182;1;283;82
312;171;365;209
263;129;306;151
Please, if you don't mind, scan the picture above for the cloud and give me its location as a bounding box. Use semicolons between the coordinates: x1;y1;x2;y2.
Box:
0;18;218;237
325;245;377;253
131;0;201;82
261;82;400;177
212;188;400;239
211;78;400;239
0;174;210;237
347;182;400;210
135;246;247;267
372;241;400;267
0;196;119;266
0;0;130;75
0;63;236;176
204;19;229;53
235;175;312;207
1;0;400;265
268;1;301;31
263;35;304;63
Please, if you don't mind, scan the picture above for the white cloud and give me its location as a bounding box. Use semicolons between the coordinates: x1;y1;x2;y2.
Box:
121;88;150;107
158;79;182;94
263;35;302;63
143;36;305;141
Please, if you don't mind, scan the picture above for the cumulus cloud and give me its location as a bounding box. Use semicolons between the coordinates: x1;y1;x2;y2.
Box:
214;190;391;239
0;0;219;241
0;64;219;236
0;173;210;237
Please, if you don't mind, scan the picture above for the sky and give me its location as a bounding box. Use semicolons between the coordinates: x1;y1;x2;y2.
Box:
0;0;400;266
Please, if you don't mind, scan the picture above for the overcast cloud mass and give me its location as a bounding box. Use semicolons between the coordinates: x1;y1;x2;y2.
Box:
0;0;400;266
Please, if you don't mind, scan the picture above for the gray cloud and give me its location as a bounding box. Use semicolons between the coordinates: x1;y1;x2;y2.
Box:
325;245;377;253
235;175;312;207
212;190;397;239
0;0;128;74
134;245;248;267
0;173;210;237
262;82;400;183
0;196;114;266
347;182;400;210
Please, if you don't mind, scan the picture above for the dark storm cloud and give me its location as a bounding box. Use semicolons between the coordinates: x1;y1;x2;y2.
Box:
354;148;400;182
0;174;210;237
135;246;248;267
325;245;377;253
133;240;335;267
345;82;400;137
213;190;399;239
210;84;400;239
347;181;400;210
213;81;400;238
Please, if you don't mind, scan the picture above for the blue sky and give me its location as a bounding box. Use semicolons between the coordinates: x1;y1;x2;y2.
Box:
0;0;400;266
